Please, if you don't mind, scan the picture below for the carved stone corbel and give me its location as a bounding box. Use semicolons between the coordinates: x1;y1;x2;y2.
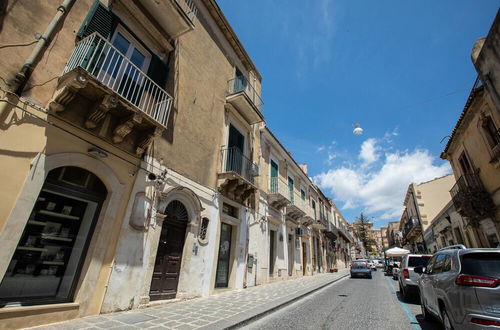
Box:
112;113;143;143
85;95;118;129
48;74;87;113
136;126;163;156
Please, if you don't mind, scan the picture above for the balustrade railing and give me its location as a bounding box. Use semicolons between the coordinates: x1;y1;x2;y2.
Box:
63;32;173;127
174;0;198;22
228;76;263;112
220;147;259;184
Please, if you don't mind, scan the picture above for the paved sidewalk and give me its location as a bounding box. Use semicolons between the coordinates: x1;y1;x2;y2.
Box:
28;270;349;330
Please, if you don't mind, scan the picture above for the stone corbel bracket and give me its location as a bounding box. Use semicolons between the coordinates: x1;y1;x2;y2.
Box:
48;73;87;113
86;94;118;129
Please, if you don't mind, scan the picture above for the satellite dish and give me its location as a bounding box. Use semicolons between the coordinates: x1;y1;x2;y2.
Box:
353;123;363;135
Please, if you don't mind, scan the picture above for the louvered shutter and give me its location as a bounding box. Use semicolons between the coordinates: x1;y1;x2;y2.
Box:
77;1;117;40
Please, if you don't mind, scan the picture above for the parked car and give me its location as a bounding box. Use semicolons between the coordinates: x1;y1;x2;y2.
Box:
368;259;377;271
350;261;372;279
398;254;432;300
416;245;500;330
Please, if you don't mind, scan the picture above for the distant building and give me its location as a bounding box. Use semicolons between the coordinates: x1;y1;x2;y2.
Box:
399;175;456;253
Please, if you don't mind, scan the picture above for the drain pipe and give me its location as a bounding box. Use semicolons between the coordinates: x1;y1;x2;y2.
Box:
11;0;75;94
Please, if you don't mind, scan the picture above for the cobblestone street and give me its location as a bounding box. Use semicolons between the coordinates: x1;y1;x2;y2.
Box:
28;271;348;330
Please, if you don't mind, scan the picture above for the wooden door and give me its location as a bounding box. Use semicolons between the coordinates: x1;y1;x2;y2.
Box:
150;201;188;301
288;234;294;276
269;230;276;276
302;242;307;276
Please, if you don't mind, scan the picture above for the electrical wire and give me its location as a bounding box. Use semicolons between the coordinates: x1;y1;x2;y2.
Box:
0;97;158;174
0;40;38;49
0;92;350;226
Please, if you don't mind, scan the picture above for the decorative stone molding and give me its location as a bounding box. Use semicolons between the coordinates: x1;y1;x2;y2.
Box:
48;74;87;113
136;127;163;156
86;95;119;129
112;113;143;143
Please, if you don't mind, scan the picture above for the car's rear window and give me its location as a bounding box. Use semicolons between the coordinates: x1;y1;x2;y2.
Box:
352;262;367;269
460;253;500;278
408;256;431;267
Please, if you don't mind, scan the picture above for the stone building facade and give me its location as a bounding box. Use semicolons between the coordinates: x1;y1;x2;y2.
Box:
0;1;347;328
440;12;500;248
399;175;455;253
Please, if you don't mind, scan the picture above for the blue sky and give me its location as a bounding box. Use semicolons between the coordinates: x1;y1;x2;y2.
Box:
218;0;499;228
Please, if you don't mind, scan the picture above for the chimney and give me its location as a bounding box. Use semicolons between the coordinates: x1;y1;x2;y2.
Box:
299;164;308;175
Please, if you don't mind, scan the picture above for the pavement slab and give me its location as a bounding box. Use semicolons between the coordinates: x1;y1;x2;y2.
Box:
26;270;349;330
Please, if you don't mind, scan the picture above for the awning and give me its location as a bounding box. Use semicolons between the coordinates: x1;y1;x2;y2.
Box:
385;247;410;257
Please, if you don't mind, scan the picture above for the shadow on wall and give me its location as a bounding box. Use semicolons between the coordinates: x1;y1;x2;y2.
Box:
0;0;12;33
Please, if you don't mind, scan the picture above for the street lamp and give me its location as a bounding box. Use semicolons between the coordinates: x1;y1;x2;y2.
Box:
353;123;363;135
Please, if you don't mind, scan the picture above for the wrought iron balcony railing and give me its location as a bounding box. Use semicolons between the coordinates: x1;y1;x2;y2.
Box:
221;147;259;184
174;0;197;23
228;76;263;112
450;172;494;220
63;32;173;127
269;177;290;197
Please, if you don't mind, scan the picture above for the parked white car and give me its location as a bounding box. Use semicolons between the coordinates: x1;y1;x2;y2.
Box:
397;254;432;300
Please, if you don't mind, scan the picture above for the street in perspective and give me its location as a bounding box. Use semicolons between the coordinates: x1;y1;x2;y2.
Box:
0;0;499;329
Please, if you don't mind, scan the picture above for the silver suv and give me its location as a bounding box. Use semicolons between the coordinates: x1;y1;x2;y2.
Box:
416;245;500;330
398;253;432;300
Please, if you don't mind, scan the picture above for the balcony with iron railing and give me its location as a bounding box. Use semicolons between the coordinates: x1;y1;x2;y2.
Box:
450;172;495;221
268;177;291;209
49;32;173;156
285;190;307;220
63;33;172;126
403;217;420;240
136;0;197;39
226;76;264;124
217;147;260;205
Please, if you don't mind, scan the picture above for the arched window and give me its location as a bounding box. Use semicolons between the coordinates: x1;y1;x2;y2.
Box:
0;167;107;306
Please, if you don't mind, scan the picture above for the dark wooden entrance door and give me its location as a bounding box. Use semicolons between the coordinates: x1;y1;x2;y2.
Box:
150;201;188;301
302;242;307;276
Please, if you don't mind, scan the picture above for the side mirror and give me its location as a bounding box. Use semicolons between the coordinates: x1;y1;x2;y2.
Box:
414;266;424;274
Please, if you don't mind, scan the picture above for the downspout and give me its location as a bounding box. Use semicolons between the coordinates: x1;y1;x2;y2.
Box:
11;0;76;94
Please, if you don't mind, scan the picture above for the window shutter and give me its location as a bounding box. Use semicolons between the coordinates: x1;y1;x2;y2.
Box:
77;1;117;40
147;55;169;88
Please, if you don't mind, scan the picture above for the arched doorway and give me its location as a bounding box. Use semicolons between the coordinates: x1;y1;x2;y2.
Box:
0;166;107;306
150;200;189;301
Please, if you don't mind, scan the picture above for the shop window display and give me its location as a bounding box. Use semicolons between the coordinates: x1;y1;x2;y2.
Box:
0;167;106;306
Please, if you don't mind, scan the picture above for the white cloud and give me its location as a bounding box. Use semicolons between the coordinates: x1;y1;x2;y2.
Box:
359;138;379;165
314;147;451;222
316;145;326;152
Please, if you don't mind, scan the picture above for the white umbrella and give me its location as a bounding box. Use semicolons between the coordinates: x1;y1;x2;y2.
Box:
385;247;410;257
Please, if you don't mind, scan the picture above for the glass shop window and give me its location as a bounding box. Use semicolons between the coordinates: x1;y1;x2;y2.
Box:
0;166;107;307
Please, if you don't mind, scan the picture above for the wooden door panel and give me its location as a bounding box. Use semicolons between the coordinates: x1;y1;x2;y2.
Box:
150;201;188;301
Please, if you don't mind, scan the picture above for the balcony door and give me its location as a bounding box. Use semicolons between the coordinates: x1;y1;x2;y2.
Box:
288;176;294;204
226;124;245;174
102;26;151;106
270;159;278;193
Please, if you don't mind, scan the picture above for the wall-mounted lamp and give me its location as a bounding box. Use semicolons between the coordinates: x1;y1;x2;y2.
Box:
88;147;108;158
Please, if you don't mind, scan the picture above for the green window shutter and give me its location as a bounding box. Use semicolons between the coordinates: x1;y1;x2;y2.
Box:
270;160;278;178
147;55;169;88
77;0;117;39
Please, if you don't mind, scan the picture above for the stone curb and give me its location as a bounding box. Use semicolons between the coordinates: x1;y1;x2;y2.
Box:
199;271;350;330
